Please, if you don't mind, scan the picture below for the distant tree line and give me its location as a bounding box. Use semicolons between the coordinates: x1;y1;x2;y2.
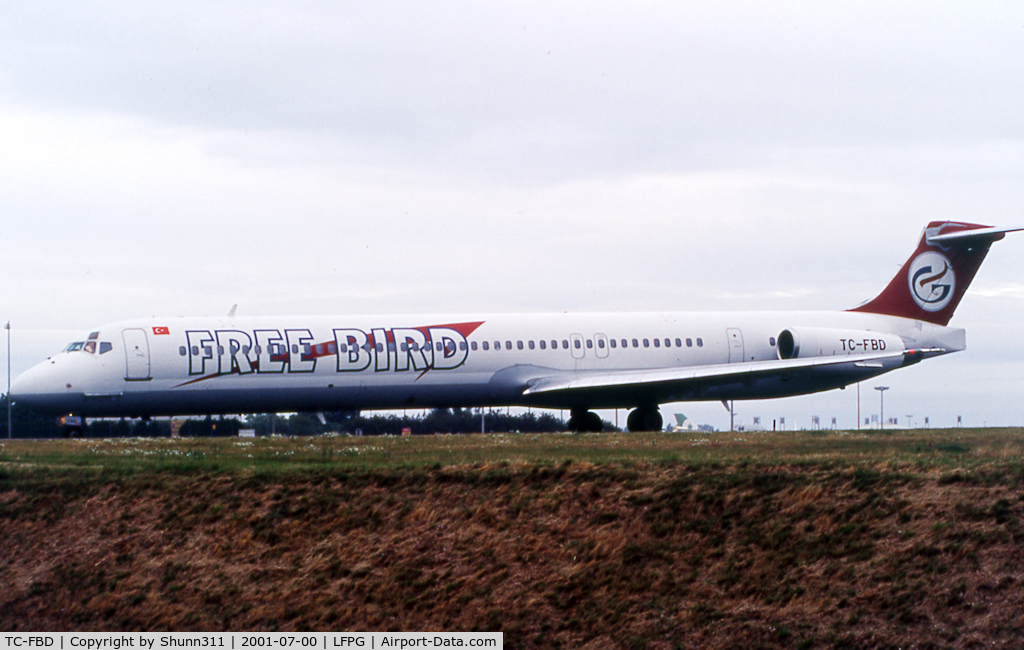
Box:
244;408;580;437
0;397;618;438
0;395;63;438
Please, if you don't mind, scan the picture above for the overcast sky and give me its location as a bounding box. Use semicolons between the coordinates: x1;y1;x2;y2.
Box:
2;1;1023;429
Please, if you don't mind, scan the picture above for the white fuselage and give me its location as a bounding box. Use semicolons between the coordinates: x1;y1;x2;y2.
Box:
11;310;964;419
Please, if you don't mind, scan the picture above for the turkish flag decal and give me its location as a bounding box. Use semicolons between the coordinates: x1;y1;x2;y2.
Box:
153;326;170;335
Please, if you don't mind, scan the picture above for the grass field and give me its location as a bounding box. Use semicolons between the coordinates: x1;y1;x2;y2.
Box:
1;427;1019;474
3;428;1024;648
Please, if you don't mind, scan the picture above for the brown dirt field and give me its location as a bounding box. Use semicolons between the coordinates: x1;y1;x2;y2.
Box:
3;462;1024;649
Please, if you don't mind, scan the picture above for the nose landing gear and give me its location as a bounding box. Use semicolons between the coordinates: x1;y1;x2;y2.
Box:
59;415;84;438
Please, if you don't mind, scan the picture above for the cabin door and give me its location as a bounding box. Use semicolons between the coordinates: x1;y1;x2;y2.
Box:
122;328;152;381
570;333;585;360
727;328;745;363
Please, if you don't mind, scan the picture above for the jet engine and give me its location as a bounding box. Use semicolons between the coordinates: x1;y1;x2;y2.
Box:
776;328;906;360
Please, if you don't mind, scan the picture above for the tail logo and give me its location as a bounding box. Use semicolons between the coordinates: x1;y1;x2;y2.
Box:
908;251;955;312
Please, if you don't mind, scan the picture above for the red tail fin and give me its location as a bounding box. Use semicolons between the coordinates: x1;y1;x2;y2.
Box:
850;221;1019;325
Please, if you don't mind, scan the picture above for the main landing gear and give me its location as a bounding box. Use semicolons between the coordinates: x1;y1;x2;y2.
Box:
566;408;603;433
626;406;663;433
565;406;664;432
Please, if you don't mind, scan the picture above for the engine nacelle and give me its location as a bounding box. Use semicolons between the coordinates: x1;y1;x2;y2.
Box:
776;327;906;360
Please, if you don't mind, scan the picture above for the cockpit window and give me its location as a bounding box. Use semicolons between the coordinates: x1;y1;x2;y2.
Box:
64;339;111;354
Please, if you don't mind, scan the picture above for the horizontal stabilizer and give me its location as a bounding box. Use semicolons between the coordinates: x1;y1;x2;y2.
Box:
927;225;1024;246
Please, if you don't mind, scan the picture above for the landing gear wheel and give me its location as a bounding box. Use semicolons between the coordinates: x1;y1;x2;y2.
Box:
627;407;663;432
567;409;603;432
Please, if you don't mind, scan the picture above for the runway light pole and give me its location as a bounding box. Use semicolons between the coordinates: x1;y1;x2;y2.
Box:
875;386;889;430
857;382;861;430
6;321;11;440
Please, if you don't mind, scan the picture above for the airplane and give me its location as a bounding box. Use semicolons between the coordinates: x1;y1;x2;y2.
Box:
10;221;1020;436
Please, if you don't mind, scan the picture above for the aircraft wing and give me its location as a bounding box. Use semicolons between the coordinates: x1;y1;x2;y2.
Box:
518;348;935;406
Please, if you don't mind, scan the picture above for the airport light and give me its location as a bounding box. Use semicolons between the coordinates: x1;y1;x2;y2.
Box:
6;321;10;439
875;386;889;430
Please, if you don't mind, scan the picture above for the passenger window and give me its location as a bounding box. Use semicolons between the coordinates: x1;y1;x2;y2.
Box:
178;346;186;357
460;342;467;351
664;338;671;347
540;340;546;350
697;338;703;347
770;337;776;346
574;340;581;349
686;338;693;347
632;339;638;348
517;341;524;350
610;339;616;348
471;341;478;351
506;341;512;350
675;338;682;347
653;339;660;348
643;339;649;348
528;340;535;350
495;341;501;350
586;340;593;349
483;341;490;351
562;340;569;349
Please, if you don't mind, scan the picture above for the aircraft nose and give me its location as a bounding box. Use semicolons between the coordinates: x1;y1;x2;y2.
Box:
9;358;80;413
10;361;50;396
